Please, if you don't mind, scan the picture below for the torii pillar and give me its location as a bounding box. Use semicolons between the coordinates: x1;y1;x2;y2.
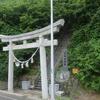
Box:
39;36;48;99
8;41;14;92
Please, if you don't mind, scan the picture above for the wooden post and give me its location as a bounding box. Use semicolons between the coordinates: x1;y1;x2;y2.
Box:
8;41;14;92
39;36;49;100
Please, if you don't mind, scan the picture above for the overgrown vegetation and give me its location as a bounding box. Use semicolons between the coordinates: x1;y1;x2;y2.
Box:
0;0;100;91
68;0;100;91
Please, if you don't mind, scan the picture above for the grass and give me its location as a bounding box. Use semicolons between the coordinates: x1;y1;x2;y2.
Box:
56;96;71;100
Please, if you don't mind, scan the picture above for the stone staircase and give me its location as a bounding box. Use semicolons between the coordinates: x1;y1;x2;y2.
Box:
34;74;42;90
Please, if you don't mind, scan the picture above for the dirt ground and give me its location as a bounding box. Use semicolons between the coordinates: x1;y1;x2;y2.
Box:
76;90;100;100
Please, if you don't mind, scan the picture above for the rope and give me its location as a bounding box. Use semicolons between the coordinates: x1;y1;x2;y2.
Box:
12;48;39;64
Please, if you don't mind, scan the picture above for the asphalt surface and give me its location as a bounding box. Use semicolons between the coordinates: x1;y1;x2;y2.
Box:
0;90;43;100
0;94;17;100
0;91;28;100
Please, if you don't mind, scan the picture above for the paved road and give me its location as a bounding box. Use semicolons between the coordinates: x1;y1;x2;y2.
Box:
0;90;42;100
0;94;18;100
0;91;29;100
0;94;26;100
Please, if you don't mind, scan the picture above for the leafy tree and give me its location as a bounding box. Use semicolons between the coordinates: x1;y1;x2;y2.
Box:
0;0;100;91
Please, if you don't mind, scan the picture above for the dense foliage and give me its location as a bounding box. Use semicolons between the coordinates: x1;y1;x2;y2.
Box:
0;0;100;91
67;0;100;91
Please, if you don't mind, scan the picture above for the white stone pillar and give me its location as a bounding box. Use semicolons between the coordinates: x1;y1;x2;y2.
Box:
8;41;14;92
39;36;48;100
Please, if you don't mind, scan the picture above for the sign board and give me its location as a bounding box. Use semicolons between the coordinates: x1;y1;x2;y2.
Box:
56;49;70;82
63;49;68;70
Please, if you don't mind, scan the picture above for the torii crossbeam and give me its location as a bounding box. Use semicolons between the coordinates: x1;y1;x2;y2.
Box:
0;19;64;100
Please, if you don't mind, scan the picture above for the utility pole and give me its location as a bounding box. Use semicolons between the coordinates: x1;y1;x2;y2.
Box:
50;0;55;100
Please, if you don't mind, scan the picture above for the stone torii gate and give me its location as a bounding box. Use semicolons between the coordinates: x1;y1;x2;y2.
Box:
0;19;64;100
